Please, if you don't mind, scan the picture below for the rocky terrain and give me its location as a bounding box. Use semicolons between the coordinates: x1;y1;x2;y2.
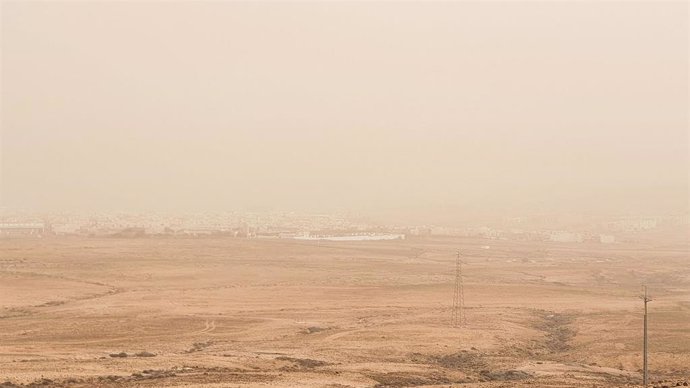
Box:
1;236;688;387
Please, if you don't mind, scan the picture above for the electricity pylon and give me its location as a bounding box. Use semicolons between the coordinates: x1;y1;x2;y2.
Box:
451;250;466;327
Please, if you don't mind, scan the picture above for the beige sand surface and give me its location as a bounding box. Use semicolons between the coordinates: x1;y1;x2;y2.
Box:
0;236;688;387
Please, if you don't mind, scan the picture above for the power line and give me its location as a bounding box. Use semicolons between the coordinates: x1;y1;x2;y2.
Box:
641;285;652;387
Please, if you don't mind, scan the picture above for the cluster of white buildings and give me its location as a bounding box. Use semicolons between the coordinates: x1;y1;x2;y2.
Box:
0;210;382;239
0;209;686;242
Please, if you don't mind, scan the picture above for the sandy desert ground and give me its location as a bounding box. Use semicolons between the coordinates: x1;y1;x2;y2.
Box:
1;235;688;387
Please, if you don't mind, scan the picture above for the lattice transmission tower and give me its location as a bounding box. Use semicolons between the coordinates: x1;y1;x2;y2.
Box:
451;250;466;327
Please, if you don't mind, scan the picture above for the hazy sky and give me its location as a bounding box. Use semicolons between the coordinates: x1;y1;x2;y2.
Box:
1;1;688;218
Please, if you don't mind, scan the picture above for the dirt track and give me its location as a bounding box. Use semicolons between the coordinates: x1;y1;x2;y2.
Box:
1;236;688;387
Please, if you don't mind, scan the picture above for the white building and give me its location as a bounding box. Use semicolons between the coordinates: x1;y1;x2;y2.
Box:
548;231;583;243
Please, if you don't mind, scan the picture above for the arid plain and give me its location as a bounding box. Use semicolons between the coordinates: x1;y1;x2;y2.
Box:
1;235;688;387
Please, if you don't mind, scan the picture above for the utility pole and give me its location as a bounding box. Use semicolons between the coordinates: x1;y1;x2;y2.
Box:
641;285;652;387
451;250;465;327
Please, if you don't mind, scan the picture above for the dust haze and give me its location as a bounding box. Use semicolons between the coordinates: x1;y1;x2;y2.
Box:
0;1;689;388
2;1;687;219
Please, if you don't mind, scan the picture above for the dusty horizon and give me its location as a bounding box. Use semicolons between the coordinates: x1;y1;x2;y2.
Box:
2;1;688;218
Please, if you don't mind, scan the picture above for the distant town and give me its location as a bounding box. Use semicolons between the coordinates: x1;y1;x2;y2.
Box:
1;208;687;243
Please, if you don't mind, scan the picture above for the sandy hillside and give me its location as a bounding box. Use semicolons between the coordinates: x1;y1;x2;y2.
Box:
0;236;688;387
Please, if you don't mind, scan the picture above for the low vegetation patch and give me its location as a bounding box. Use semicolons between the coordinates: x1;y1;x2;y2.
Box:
433;350;488;371
369;371;467;387
276;356;330;369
